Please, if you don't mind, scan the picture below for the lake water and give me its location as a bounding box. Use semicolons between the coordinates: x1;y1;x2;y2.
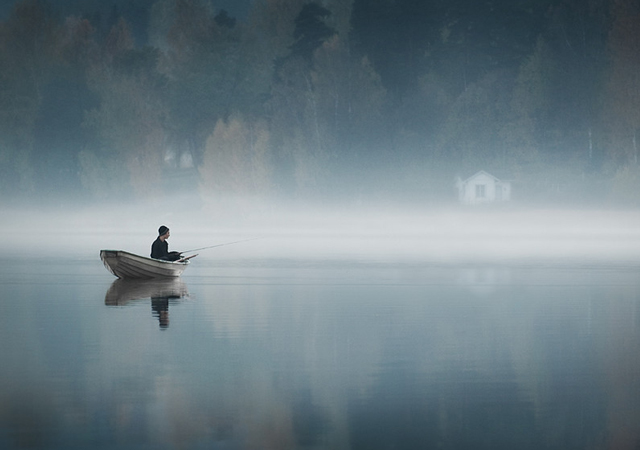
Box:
1;240;640;449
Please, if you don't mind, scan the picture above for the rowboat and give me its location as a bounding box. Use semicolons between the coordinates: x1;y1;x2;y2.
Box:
100;250;191;279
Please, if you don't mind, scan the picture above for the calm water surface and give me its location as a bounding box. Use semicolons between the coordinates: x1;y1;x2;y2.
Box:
1;251;639;449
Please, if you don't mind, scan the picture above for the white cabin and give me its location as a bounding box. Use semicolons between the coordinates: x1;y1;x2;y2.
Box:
456;170;511;205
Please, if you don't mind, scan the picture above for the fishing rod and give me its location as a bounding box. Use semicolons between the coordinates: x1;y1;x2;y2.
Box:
182;236;263;254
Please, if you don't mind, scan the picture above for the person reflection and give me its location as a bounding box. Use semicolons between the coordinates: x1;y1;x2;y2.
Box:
151;296;170;329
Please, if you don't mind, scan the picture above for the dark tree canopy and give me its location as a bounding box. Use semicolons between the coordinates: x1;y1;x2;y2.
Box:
0;0;637;206
290;2;334;62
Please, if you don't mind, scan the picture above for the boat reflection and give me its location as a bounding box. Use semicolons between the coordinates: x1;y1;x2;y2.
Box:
105;278;189;329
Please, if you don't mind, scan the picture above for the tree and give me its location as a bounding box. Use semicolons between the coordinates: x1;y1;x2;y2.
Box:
539;0;608;167
436;70;514;172
603;0;640;166
269;55;327;195
290;2;334;63
161;0;272;165
32;16;99;197
350;0;441;97
500;37;550;171
0;0;58;199
323;0;354;38
246;0;300;55
199;115;273;201
311;36;387;178
263;2;348;196
82;19;167;199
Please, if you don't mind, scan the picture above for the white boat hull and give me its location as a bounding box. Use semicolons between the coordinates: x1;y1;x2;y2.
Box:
100;250;189;279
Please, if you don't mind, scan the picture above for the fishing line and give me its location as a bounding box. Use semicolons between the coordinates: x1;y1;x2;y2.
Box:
182;236;263;254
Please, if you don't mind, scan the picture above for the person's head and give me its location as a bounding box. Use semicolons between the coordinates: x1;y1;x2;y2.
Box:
158;225;170;240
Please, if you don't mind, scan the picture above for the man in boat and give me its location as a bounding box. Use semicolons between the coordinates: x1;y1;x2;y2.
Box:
151;226;182;261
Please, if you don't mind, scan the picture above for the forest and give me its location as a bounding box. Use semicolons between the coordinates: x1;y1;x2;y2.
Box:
1;0;640;208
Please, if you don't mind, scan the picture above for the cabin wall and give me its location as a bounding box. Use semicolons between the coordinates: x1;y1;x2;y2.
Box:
457;173;511;205
462;173;495;205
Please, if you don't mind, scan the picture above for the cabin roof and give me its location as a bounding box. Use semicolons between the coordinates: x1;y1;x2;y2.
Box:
459;170;511;184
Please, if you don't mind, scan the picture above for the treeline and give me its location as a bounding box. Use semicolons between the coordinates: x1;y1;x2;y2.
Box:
1;0;640;206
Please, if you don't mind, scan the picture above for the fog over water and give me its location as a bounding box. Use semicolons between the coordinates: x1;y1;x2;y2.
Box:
5;199;640;265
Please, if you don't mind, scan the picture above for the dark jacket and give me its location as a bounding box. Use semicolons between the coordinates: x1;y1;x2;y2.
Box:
151;237;169;259
151;238;180;261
